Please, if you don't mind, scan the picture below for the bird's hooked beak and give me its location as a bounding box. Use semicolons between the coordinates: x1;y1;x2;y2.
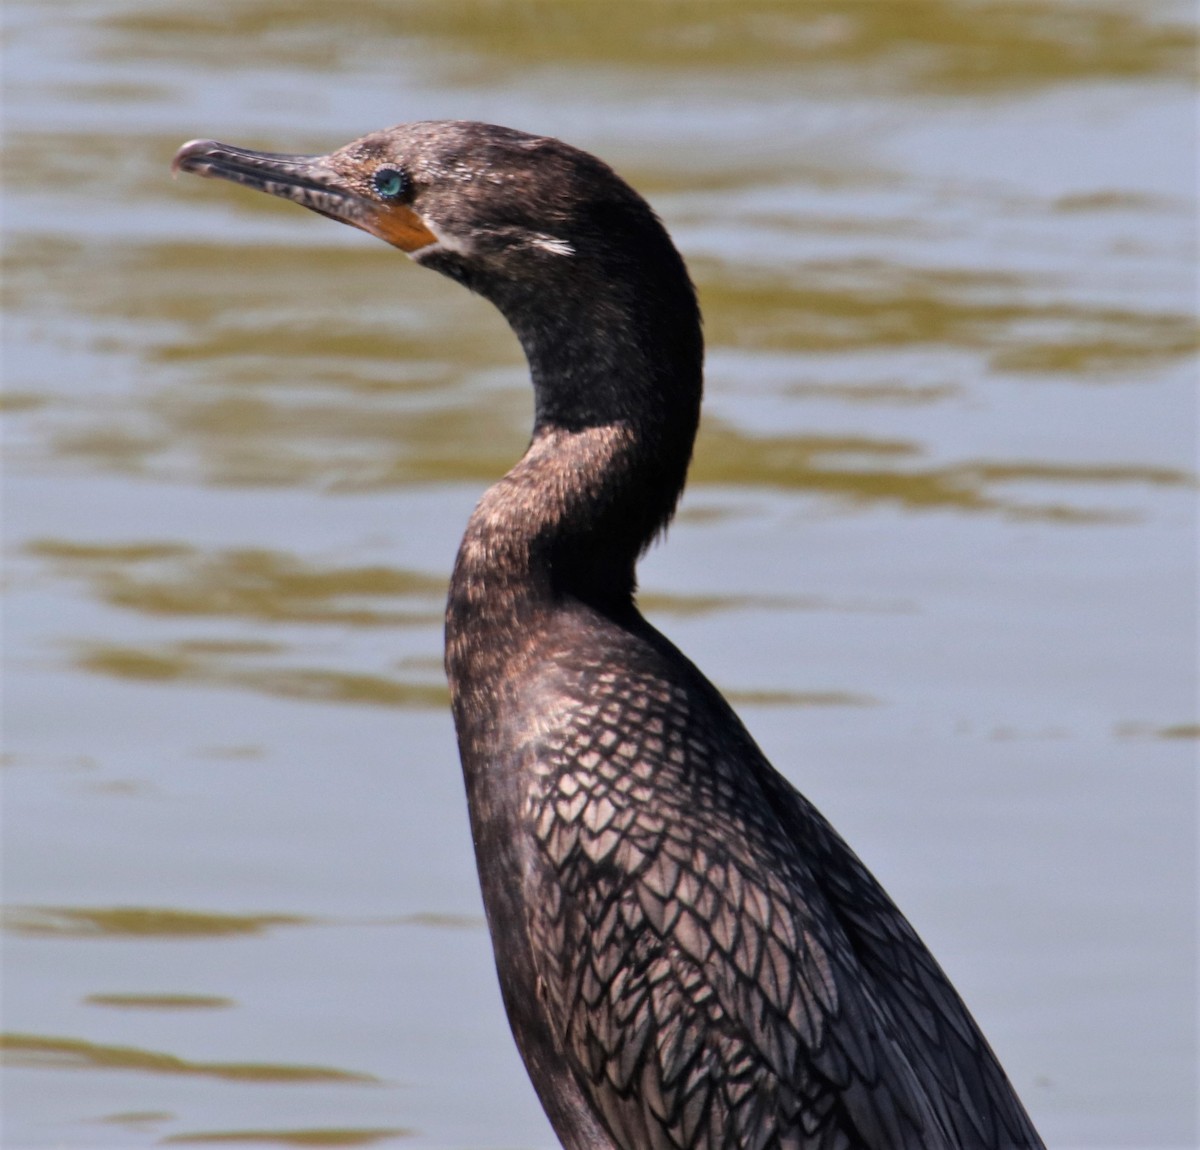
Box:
171;138;439;253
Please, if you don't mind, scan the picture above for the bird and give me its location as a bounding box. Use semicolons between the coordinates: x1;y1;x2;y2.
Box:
173;121;1045;1150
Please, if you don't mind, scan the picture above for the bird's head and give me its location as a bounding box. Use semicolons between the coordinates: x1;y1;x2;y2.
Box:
173;120;657;290
173;120;701;439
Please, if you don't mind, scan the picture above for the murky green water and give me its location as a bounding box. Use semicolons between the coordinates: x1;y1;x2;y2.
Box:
3;2;1196;1147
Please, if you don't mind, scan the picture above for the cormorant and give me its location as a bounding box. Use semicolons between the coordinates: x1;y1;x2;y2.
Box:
173;121;1045;1150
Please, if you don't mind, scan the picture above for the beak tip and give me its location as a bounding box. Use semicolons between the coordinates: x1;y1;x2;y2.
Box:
172;138;221;176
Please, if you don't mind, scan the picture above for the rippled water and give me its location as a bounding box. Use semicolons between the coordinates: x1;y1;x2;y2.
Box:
3;3;1197;1147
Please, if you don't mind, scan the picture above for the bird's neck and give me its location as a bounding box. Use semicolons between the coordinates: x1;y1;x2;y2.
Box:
441;225;703;689
453;270;701;591
442;423;631;713
445;361;698;689
452;419;639;608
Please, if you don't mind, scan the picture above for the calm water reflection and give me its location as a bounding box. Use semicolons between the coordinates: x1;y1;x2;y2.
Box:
3;2;1196;1148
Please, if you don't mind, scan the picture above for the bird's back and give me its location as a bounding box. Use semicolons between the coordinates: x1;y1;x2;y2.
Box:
457;601;1043;1150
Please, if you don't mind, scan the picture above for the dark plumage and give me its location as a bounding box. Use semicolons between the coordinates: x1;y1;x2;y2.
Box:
173;121;1044;1150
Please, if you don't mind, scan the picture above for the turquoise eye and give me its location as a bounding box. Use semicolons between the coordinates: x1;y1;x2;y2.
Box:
373;167;409;200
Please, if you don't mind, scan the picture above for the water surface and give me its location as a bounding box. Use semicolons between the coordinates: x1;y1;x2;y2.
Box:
3;3;1197;1147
